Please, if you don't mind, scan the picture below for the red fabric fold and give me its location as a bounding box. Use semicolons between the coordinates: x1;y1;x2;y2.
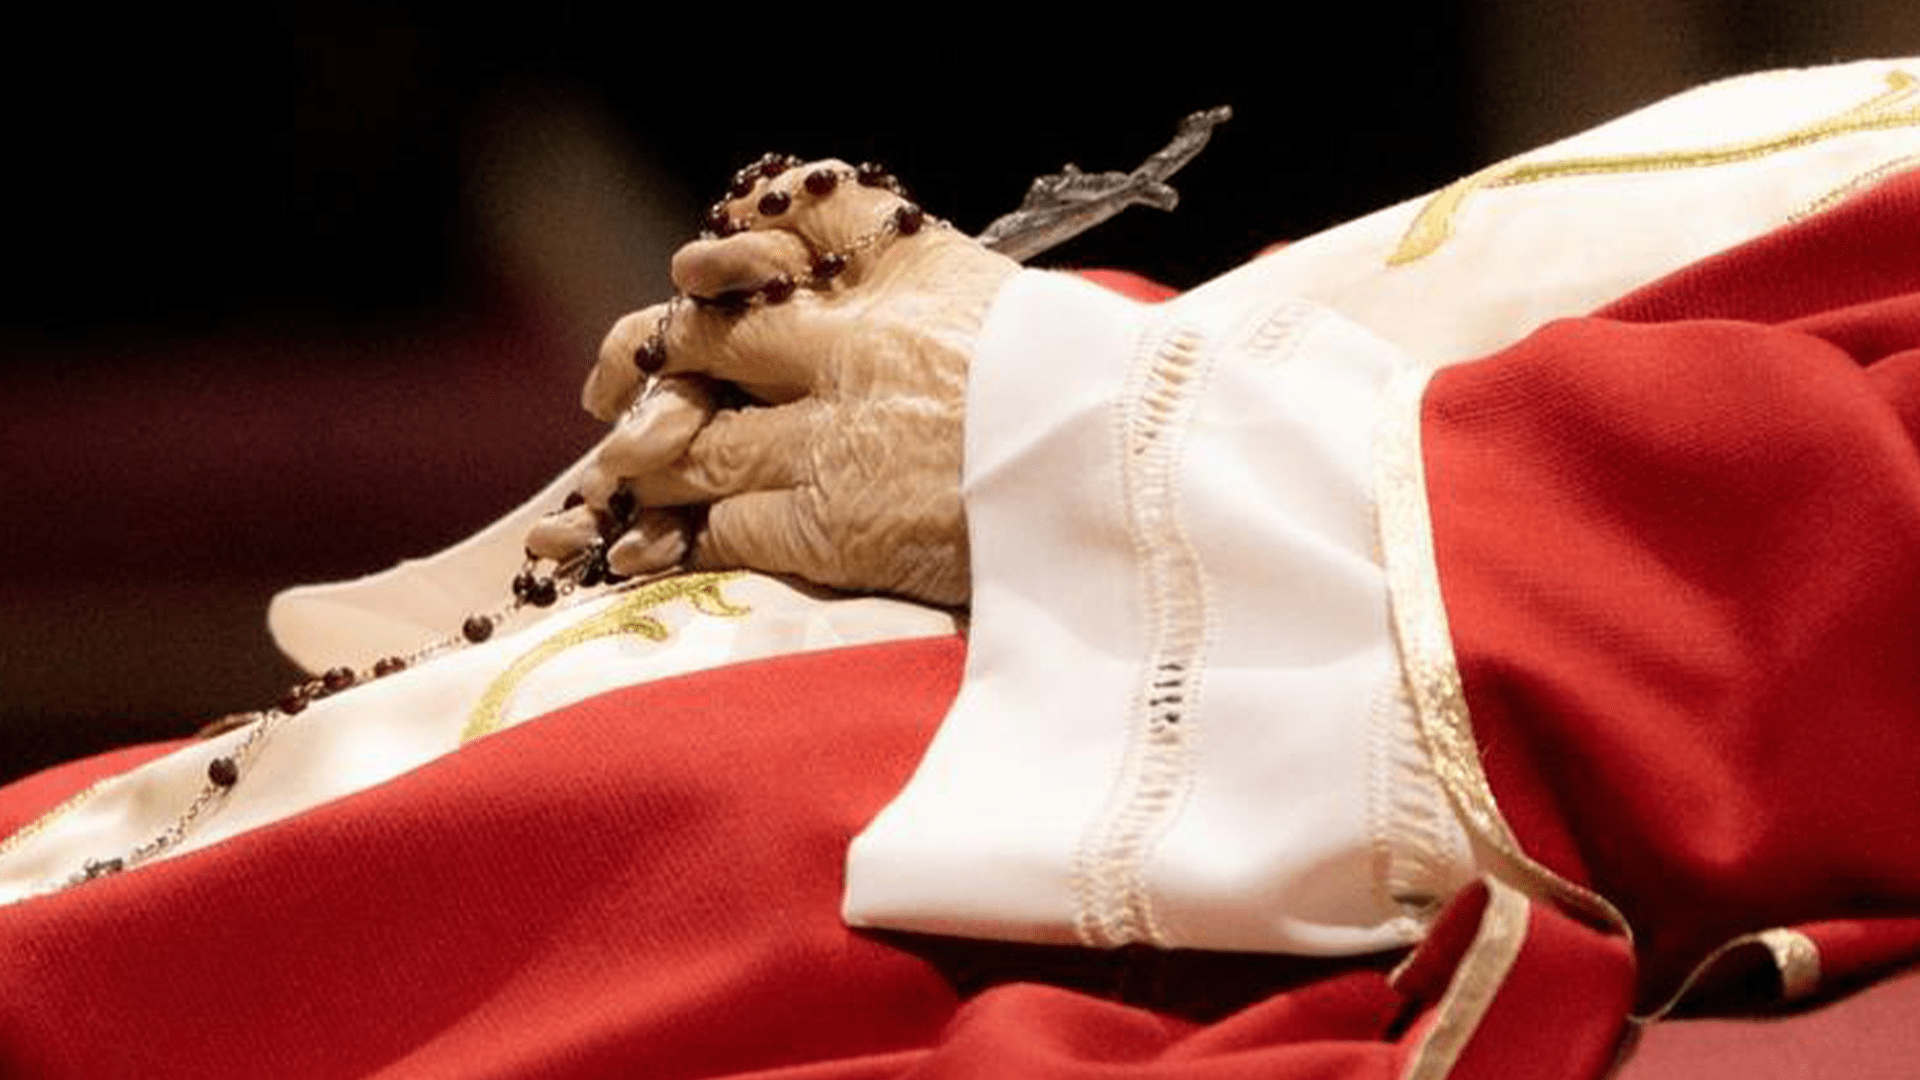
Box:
1422;171;1920;999
0;640;1539;1080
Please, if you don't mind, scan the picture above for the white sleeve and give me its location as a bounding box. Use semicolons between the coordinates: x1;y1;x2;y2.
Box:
843;265;1475;956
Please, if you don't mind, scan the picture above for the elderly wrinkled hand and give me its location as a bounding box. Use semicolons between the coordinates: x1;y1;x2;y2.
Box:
527;157;1018;607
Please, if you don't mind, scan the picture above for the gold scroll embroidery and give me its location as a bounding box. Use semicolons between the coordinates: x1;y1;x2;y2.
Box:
1373;366;1629;938
1390;70;1920;266
460;571;750;744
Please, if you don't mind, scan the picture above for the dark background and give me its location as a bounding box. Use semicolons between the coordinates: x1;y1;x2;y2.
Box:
4;1;1919;783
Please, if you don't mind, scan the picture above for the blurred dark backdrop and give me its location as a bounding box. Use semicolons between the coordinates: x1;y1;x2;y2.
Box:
3;1;1919;782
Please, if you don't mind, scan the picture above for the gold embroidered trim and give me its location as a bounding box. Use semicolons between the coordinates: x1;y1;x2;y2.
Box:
1390;70;1920;265
1787;154;1920;224
1402;877;1531;1080
0;776;113;865
1759;927;1823;1002
1069;322;1212;949
460;571;750;744
1641;926;1824;1020
1371;669;1463;920
1374;366;1629;936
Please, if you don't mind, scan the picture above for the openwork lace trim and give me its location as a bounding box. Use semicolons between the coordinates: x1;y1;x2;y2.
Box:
1069;323;1215;949
1373;364;1629;938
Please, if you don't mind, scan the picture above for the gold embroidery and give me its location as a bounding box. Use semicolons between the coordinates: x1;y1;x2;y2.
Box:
0;777;113;864
1390;70;1920;266
1374;366;1629;937
1402;877;1531;1080
1787;154;1920;223
1759;927;1823;1002
460;571;750;744
1640;926;1824;1019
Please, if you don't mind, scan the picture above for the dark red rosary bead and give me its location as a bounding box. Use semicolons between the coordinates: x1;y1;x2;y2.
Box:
758;154;793;180
855;162;892;187
594;506;624;543
803;168;839;196
581;555;608;588
606;487;637;525
462;615;494;644
893;203;926;235
526;578;559;608
373;656;409;677
812;252;848;282
634;337;667;374
322;666;356;693
759;273;796;304
704;204;738;236
728;172;756;199
279;689;310;715
757;189;791;217
207;756;240;788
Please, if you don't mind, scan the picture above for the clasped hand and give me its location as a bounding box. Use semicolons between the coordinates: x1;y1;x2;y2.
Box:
526;158;1018;607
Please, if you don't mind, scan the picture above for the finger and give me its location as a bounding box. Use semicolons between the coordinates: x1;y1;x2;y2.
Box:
596;375;717;479
721;158;927;285
652;295;822;398
671;230;812;300
636;400;821;505
586;295;813;418
606;508;695;576
577;458;623;510
689;488;824;582
584;302;672;421
525;504;602;560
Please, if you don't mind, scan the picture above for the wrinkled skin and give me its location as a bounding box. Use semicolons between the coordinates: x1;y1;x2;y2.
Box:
526;159;1019;607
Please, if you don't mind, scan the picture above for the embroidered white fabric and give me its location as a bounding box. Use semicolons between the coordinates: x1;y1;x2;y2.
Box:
842;268;1476;955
